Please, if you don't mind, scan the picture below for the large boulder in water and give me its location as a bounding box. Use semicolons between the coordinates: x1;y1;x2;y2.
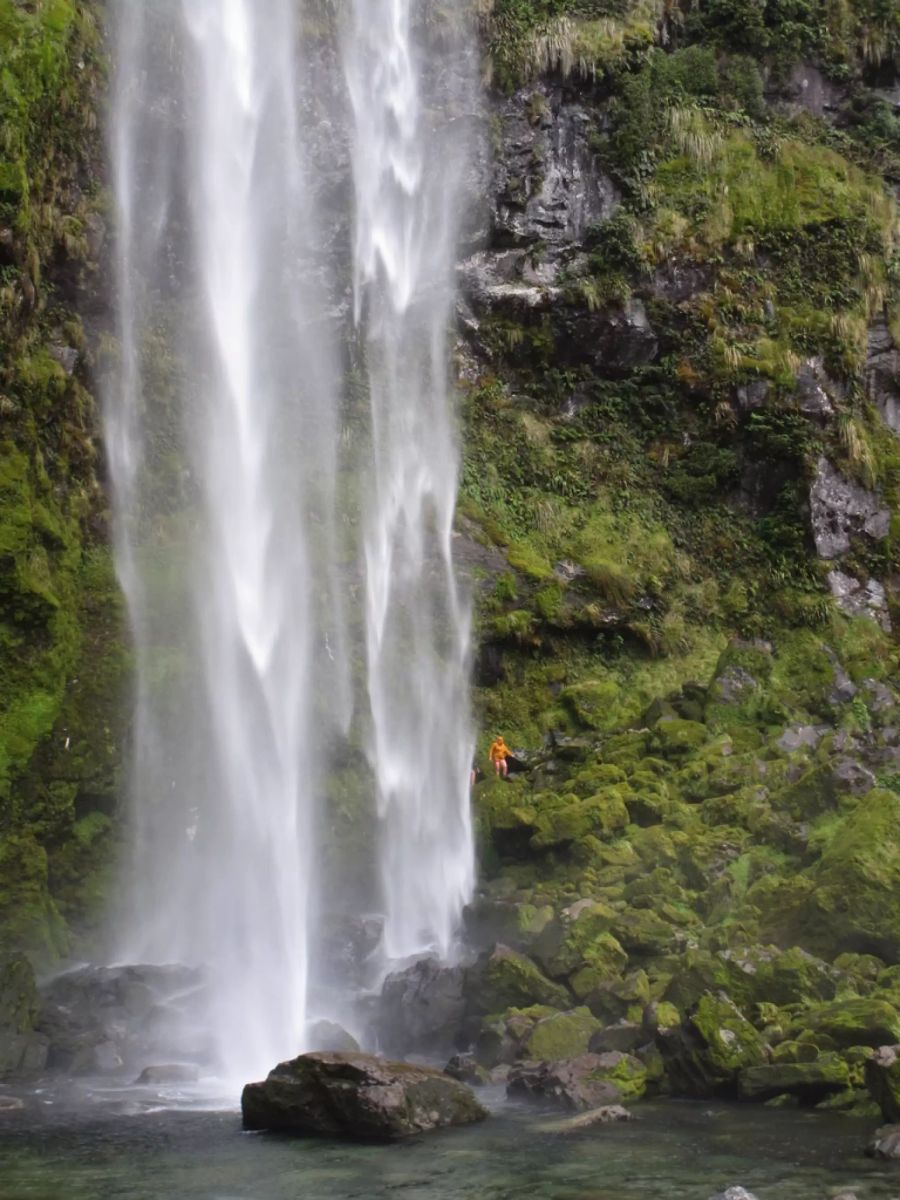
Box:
241;1051;488;1140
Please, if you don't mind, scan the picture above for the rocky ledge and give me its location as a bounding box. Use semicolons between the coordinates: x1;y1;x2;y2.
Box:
241;1051;488;1141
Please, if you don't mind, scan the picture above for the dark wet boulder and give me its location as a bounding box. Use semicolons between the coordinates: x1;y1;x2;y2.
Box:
865;1044;900;1120
506;1053;623;1111
866;1124;900;1160
376;958;467;1054
737;1056;849;1103
657;992;766;1097
444;1052;490;1086
241;1051;487;1140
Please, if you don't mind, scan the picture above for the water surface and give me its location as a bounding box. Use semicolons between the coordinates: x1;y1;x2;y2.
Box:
1;1085;897;1200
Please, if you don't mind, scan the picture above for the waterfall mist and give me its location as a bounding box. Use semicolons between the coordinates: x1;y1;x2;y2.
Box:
105;0;476;1086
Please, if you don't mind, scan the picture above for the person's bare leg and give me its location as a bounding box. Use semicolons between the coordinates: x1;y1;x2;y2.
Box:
500;759;508;778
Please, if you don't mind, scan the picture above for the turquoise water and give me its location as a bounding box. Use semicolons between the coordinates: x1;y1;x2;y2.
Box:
1;1084;897;1200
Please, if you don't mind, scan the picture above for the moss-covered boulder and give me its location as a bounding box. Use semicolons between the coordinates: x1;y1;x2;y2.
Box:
532;901;626;980
789;999;900;1049
469;944;570;1014
582;1050;648;1101
752;790;900;961
523;1007;602;1061
658;992;767;1097
737;1056;850;1103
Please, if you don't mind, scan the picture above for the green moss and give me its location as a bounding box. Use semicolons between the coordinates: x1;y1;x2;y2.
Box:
523;1006;602;1060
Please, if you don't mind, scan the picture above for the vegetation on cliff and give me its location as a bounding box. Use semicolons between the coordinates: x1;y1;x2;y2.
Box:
0;0;124;958
459;0;900;1113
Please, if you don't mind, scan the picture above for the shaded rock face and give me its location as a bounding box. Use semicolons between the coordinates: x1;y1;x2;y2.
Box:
241;1051;488;1140
506;1054;623;1111
492;84;618;261
376;958;467;1055
809;457;890;559
36;964;210;1076
737;1057;849;1103
866;317;900;436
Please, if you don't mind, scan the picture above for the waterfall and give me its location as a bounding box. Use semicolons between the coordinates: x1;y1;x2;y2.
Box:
343;1;475;963
106;0;475;1086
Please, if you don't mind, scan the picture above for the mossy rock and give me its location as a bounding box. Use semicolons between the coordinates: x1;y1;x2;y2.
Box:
789;998;900;1049
531;787;629;849
652;719;709;759
584;970;652;1024
532;901;622;978
561;680;621;732
752;790;900;961
658;991;767;1097
523;1007;603;1061
738;1055;850;1103
471;944;571;1014
771;1040;819;1065
584;1050;648;1102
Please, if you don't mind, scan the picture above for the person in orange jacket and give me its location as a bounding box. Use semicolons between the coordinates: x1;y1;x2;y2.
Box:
489;734;511;778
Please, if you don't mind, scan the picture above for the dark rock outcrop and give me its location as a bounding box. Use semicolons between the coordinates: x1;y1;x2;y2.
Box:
376;958;466;1054
37;964;209;1076
241;1051;488;1140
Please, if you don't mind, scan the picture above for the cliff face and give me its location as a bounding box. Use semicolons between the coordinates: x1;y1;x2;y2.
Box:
452;0;900;1110
0;0;125;959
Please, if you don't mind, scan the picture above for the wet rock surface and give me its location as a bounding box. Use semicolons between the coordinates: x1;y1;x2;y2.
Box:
36;965;210;1077
507;1054;623;1111
241;1051;488;1140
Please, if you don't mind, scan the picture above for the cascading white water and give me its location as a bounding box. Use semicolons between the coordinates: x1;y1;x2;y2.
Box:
343;0;476;963
106;0;475;1086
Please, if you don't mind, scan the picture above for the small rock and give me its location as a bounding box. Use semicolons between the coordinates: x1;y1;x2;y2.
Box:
444;1053;490;1087
135;1064;201;1085
0;1095;25;1112
48;345;78;375
866;1123;900;1160
540;1104;635;1133
709;1189;760;1200
827;571;892;632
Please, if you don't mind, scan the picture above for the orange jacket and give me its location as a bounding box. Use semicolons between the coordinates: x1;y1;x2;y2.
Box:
489;738;510;763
